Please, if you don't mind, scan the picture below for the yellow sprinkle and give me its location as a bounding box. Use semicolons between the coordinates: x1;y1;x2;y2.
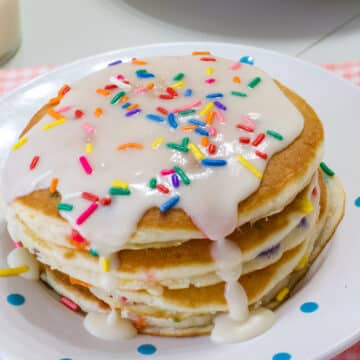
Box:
42;118;66;130
295;253;308;271
205;67;214;75
171;81;185;89
0;266;29;277
12;137;28;151
276;287;289;302
188;143;205;161
151;137;164;149
236;155;263;179
101;257;110;273
85;143;93;153
301;199;313;214
112;180;129;189
199;102;214;117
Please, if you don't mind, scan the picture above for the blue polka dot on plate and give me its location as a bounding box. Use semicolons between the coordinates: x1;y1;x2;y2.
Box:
7;293;25;306
300;301;319;313
137;344;157;355
355;197;360;207
240;56;255;65
272;352;292;360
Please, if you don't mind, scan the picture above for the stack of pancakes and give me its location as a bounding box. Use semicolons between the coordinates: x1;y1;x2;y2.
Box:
3;83;344;336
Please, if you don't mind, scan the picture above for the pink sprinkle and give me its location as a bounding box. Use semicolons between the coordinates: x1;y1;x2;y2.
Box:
14;241;23;248
205;78;216;84
229;62;242;70
242;115;256;131
71;229;86;243
76;202;98;225
79;155;93;175
55;105;72;113
120;296;129;305
60;296;78;312
116;74;125;80
133;86;148;95
160;168;175;176
208;127;217;137
172;99;201;113
81;122;95;134
214;109;225;124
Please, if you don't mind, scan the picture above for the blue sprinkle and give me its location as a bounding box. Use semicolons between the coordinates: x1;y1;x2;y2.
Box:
201;159;227;167
297;217;307;228
240;55;255;65
146;114;165;122
108;59;122;66
167;113;178;129
160;195;180;212
121;102;131;109
137;344;157;355
136;71;155;79
60;358;72;360
188;119;206;127
7;293;25;306
214;100;227;111
355;197;360;207
184;88;192;97
272;353;292;360
206;93;224;99
171;174;180;188
194;127;209;136
258;243;280;257
300;302;319;313
126;109;141;117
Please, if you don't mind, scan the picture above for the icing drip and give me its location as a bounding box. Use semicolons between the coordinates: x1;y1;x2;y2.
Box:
83;309;137;340
7;247;40;280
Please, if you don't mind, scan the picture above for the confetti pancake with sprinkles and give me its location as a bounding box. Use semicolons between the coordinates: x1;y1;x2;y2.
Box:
0;53;345;342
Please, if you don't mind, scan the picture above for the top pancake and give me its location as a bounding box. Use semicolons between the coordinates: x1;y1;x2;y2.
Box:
12;81;323;247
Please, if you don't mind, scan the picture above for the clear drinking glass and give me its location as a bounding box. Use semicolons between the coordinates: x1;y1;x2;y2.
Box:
0;0;21;65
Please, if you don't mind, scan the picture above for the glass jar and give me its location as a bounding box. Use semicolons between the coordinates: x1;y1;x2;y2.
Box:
0;0;21;65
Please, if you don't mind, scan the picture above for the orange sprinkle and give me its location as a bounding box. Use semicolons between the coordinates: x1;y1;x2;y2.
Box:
132;59;148;65
192;51;211;56
94;107;103;117
49;96;61;106
233;76;241;83
47;108;63;120
117;143;143;151
134;316;148;330
49;178;59;194
58;84;71;97
120;95;129;103
69;276;90;288
201;137;209;147
205;111;215;125
146;82;155;90
96;88;110;96
181;125;198;132
126;103;139;111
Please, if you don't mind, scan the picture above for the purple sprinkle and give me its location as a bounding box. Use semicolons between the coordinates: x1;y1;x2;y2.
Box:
125;109;141;117
108;59;123;67
258;243;280;258
214;100;227;111
297;217;307;227
171;174;180;188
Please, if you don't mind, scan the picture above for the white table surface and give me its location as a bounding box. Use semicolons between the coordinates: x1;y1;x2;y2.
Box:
2;0;360;68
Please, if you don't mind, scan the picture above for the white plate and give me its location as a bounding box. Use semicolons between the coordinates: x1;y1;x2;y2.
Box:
0;42;359;360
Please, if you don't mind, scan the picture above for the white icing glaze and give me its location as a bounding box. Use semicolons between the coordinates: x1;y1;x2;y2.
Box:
211;307;276;343
83;309;137;340
7;247;40;280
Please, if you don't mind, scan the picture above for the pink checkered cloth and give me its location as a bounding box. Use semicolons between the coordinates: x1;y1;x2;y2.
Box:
0;62;359;359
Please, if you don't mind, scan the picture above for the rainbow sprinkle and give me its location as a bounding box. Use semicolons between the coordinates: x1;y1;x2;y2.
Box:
173;166;190;185
188;143;205;161
101;257;110;272
151;137;164;149
160;195;180;212
42;118;66;130
76;202;98;225
79;156;93;175
236;155;263;179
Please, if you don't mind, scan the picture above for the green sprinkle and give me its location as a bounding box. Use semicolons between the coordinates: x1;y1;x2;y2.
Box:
173;72;185;81
109;187;131;195
166;143;189;153
89;249;99;257
56;203;73;211
320;162;335;177
231;91;247;97
247;76;262;89
173;165;191;185
173;317;181;323
266;130;283;141
136;69;147;74
179;109;196;116
110;91;126;104
182;137;190;146
149;178;157;189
